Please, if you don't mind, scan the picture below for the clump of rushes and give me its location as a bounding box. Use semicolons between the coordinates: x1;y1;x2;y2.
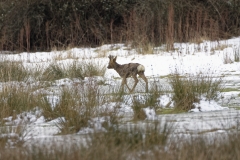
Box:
81;60;106;77
41;62;66;81
131;79;164;120
131;95;147;120
42;79;110;134
44;87;90;134
0;61;29;82
0;84;38;119
41;60;106;81
169;69;223;111
85;119;172;159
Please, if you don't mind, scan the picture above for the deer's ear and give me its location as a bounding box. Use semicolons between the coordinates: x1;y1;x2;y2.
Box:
113;56;117;61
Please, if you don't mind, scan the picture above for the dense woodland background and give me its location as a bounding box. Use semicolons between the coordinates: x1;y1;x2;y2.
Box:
0;0;240;52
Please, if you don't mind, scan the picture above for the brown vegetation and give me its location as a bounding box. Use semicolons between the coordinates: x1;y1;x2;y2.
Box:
0;0;239;52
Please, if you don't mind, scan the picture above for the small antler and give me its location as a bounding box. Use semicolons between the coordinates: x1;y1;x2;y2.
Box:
108;55;117;60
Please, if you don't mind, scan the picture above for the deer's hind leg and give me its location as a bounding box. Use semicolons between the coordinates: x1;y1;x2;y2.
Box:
138;72;148;92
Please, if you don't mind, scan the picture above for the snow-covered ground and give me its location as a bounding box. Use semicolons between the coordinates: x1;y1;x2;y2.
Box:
1;37;240;146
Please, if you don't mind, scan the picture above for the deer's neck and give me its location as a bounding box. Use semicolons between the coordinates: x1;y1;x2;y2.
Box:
113;62;121;71
113;62;126;77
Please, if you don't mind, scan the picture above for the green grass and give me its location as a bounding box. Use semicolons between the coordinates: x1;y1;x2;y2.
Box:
221;88;240;92
157;108;185;114
230;107;240;110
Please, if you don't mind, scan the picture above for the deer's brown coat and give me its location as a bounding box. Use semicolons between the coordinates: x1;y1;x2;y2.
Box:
107;55;148;92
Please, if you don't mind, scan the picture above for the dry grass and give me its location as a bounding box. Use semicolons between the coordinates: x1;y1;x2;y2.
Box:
169;69;223;111
0;61;30;82
135;43;155;55
0;84;41;119
0;123;239;160
41;60;106;81
223;53;234;64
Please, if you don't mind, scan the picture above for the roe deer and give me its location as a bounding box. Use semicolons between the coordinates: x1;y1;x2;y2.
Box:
107;55;148;93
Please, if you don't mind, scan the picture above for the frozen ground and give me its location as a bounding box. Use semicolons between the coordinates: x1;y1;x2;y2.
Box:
1;37;240;146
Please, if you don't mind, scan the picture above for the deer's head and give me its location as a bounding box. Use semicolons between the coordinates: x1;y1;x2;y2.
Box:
107;55;117;69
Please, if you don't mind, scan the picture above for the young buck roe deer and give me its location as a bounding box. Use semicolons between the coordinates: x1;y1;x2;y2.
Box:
107;55;148;93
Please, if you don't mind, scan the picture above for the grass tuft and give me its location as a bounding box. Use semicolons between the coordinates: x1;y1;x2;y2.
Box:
0;84;38;119
0;61;29;82
169;69;223;111
41;60;106;81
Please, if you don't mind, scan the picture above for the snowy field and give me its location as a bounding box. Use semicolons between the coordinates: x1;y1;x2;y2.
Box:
1;37;240;147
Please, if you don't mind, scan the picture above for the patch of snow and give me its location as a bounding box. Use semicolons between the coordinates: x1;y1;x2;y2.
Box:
48;117;66;124
100;102;133;116
158;95;173;108
54;78;74;86
190;99;229;112
34;116;45;124
143;107;156;120
77;127;95;134
4;109;43;125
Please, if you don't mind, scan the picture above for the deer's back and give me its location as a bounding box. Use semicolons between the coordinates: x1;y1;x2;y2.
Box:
116;63;144;78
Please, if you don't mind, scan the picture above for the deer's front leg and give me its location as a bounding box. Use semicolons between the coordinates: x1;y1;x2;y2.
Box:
124;78;132;91
121;77;131;92
130;75;139;93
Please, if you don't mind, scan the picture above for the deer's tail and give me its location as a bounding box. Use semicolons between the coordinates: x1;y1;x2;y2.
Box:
137;65;145;72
